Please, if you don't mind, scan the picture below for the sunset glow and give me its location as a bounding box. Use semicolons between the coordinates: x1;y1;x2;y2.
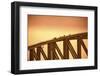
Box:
28;15;88;60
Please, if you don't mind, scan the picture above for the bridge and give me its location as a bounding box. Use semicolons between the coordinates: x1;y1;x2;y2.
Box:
28;32;88;61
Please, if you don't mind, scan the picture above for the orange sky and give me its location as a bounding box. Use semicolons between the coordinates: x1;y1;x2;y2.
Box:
28;15;88;45
28;15;88;59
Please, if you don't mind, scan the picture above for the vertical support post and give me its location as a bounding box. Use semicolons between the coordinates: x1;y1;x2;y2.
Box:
48;43;56;60
52;42;58;60
63;39;69;59
37;46;41;60
80;39;88;56
77;39;81;58
29;49;34;61
48;43;52;60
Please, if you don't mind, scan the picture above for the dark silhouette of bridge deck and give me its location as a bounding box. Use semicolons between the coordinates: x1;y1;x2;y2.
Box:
28;32;88;61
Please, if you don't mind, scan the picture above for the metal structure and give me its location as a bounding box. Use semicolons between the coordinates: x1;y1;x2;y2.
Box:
28;32;88;61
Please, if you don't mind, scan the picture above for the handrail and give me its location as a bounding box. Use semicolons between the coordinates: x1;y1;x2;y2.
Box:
28;32;87;49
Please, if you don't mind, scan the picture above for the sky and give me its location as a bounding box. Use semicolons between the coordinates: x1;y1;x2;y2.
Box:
28;15;88;60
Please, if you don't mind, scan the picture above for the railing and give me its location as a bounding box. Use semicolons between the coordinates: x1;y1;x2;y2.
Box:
28;32;88;61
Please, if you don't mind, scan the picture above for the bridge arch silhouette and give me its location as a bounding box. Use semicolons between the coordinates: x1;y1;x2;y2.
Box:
28;32;88;61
